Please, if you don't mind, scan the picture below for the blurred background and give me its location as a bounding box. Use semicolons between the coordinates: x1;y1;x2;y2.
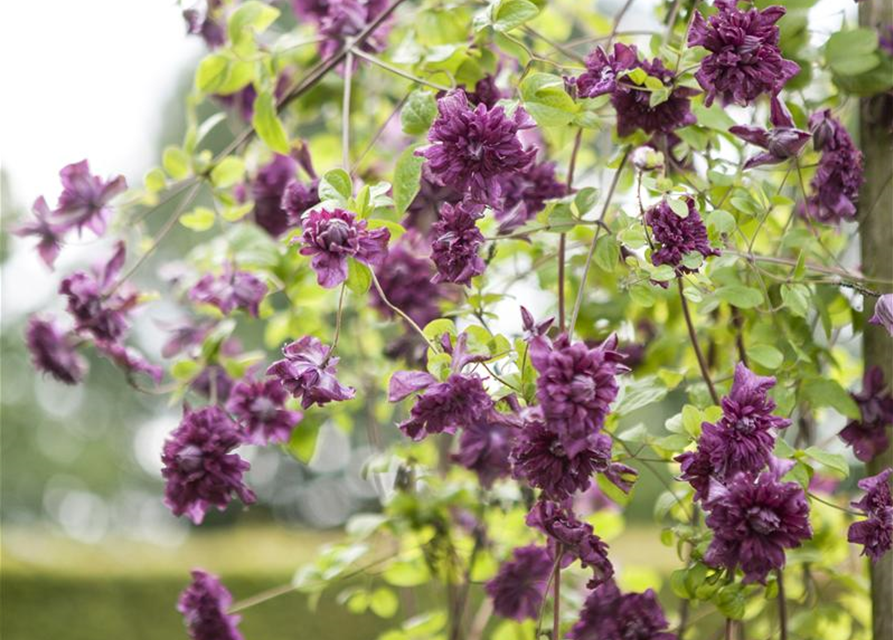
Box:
0;1;861;639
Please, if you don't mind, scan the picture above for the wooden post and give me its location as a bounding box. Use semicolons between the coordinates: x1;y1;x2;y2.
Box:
858;1;893;638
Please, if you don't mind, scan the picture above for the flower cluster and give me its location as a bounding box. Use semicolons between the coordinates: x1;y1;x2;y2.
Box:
645;198;720;279
15;160;126;269
848;468;893;562
177;569;244;640
839;367;893;462
297;207;390;288
688;0;799;107
576;43;697;138
568;580;677;640
804;109;864;224
161;406;256;524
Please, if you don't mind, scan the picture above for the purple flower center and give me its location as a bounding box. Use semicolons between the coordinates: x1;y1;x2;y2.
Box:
177;444;204;472
747;506;781;535
250;396;279;421
321;218;352;250
570;374;598;403
733;415;758;434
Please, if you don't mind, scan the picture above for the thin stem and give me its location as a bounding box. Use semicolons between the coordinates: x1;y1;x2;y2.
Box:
777;569;788;640
610;0;637;40
808;492;861;516
351;91;411;176
568;148;629;336
342;49;354;170
731;306;748;367
331;283;348;351
522;25;586;63
677;277;720;405
371;271;437;351
558;128;584;333
553;553;562;640
351;48;452;91
108;182;203;295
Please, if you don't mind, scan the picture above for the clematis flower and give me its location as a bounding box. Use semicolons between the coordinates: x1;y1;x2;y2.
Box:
577;44;697;138
529;333;627;458
183;0;227;49
645;198;720;277
868;294;893;337
281;179;320;226
189;267;268;317
453;410;518;488
730;96;811;169
25;316;88;385
420;90;536;205
191;364;235;404
512;411;636;500
430;200;486;286
485;545;553;621
48;160;127;236
526;500;614;588
266;336;356;408
59;242;139;343
161;406;256;524
297;208;390;288
251;154;298;238
177;569;244;640
568;580;677;640
226;378;303;445
388;369;493;441
803;109;864;224
839;366;893;462
688;0;800;107
848;468;893;562
495;160;567;233
14;197;64;269
703;471;811;583
293;0;391;61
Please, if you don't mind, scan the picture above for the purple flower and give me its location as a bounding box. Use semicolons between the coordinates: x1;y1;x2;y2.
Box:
839;367;893;462
453;410;518;488
161;406;256;524
370;230;446;326
703;471;811;583
48;160;127;236
495;160;567;233
688;0;800;107
177;569;243;640
95;340;163;384
59;242;138;343
430;200;486;286
568;580;676;640
251;154;298;238
465;74;505;109
298;208;390;288
529;333;627;458
191;365;235;404
281;179;320;225
226;378;303;445
645;198;719;276
160;320;214;359
388;370;493;441
848;468;893;562
189;267;268;317
512;412;636;500
14;197;64;269
526;500;614;588
266;336;356;408
420;90;536;205
183;0;227;49
803;109;864;224
25;316;88;385
485;545;553;621
868;294;893;337
579;44;697;137
294;0;391;61
730;96;811;169
404;164;463;230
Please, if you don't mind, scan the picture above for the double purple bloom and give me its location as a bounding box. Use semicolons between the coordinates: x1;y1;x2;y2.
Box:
645;198;720;278
189;266;268;317
804;109;864;224
429;200;486;286
266;336;356;408
848;468;893;563
177;569;244;640
226;378;304;445
568;580;676;640
839;367;893;462
730;96;811;169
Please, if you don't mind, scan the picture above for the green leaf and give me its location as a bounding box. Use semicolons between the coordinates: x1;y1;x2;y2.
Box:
716;285;763;309
802;446;849;478
171;359;201;382
180;207;216;232
401;90;438;135
228;1;280;44
319;168;353;204
747;344;784;370
195;54;229;93
706;209;735;234
573;187;599;216
616;375;668;416
369;588;399;618
346;260;372;294
393;146;424;215
252;91;290;154
594;235;620;273
780;283;810;318
144;168;166;193
382;559;431;587
715;584;746;620
803;378;861;419
692;102;736;131
825;29;880;77
519;72;579;127
162;146;190;180
283;419;321;463
667;199;689;218
210;157;246;189
491;0;540;32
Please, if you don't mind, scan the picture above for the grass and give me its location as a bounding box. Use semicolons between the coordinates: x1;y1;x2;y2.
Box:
1;523;680;640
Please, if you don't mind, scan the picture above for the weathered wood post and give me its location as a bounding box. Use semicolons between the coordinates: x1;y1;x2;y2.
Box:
858;1;893;638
